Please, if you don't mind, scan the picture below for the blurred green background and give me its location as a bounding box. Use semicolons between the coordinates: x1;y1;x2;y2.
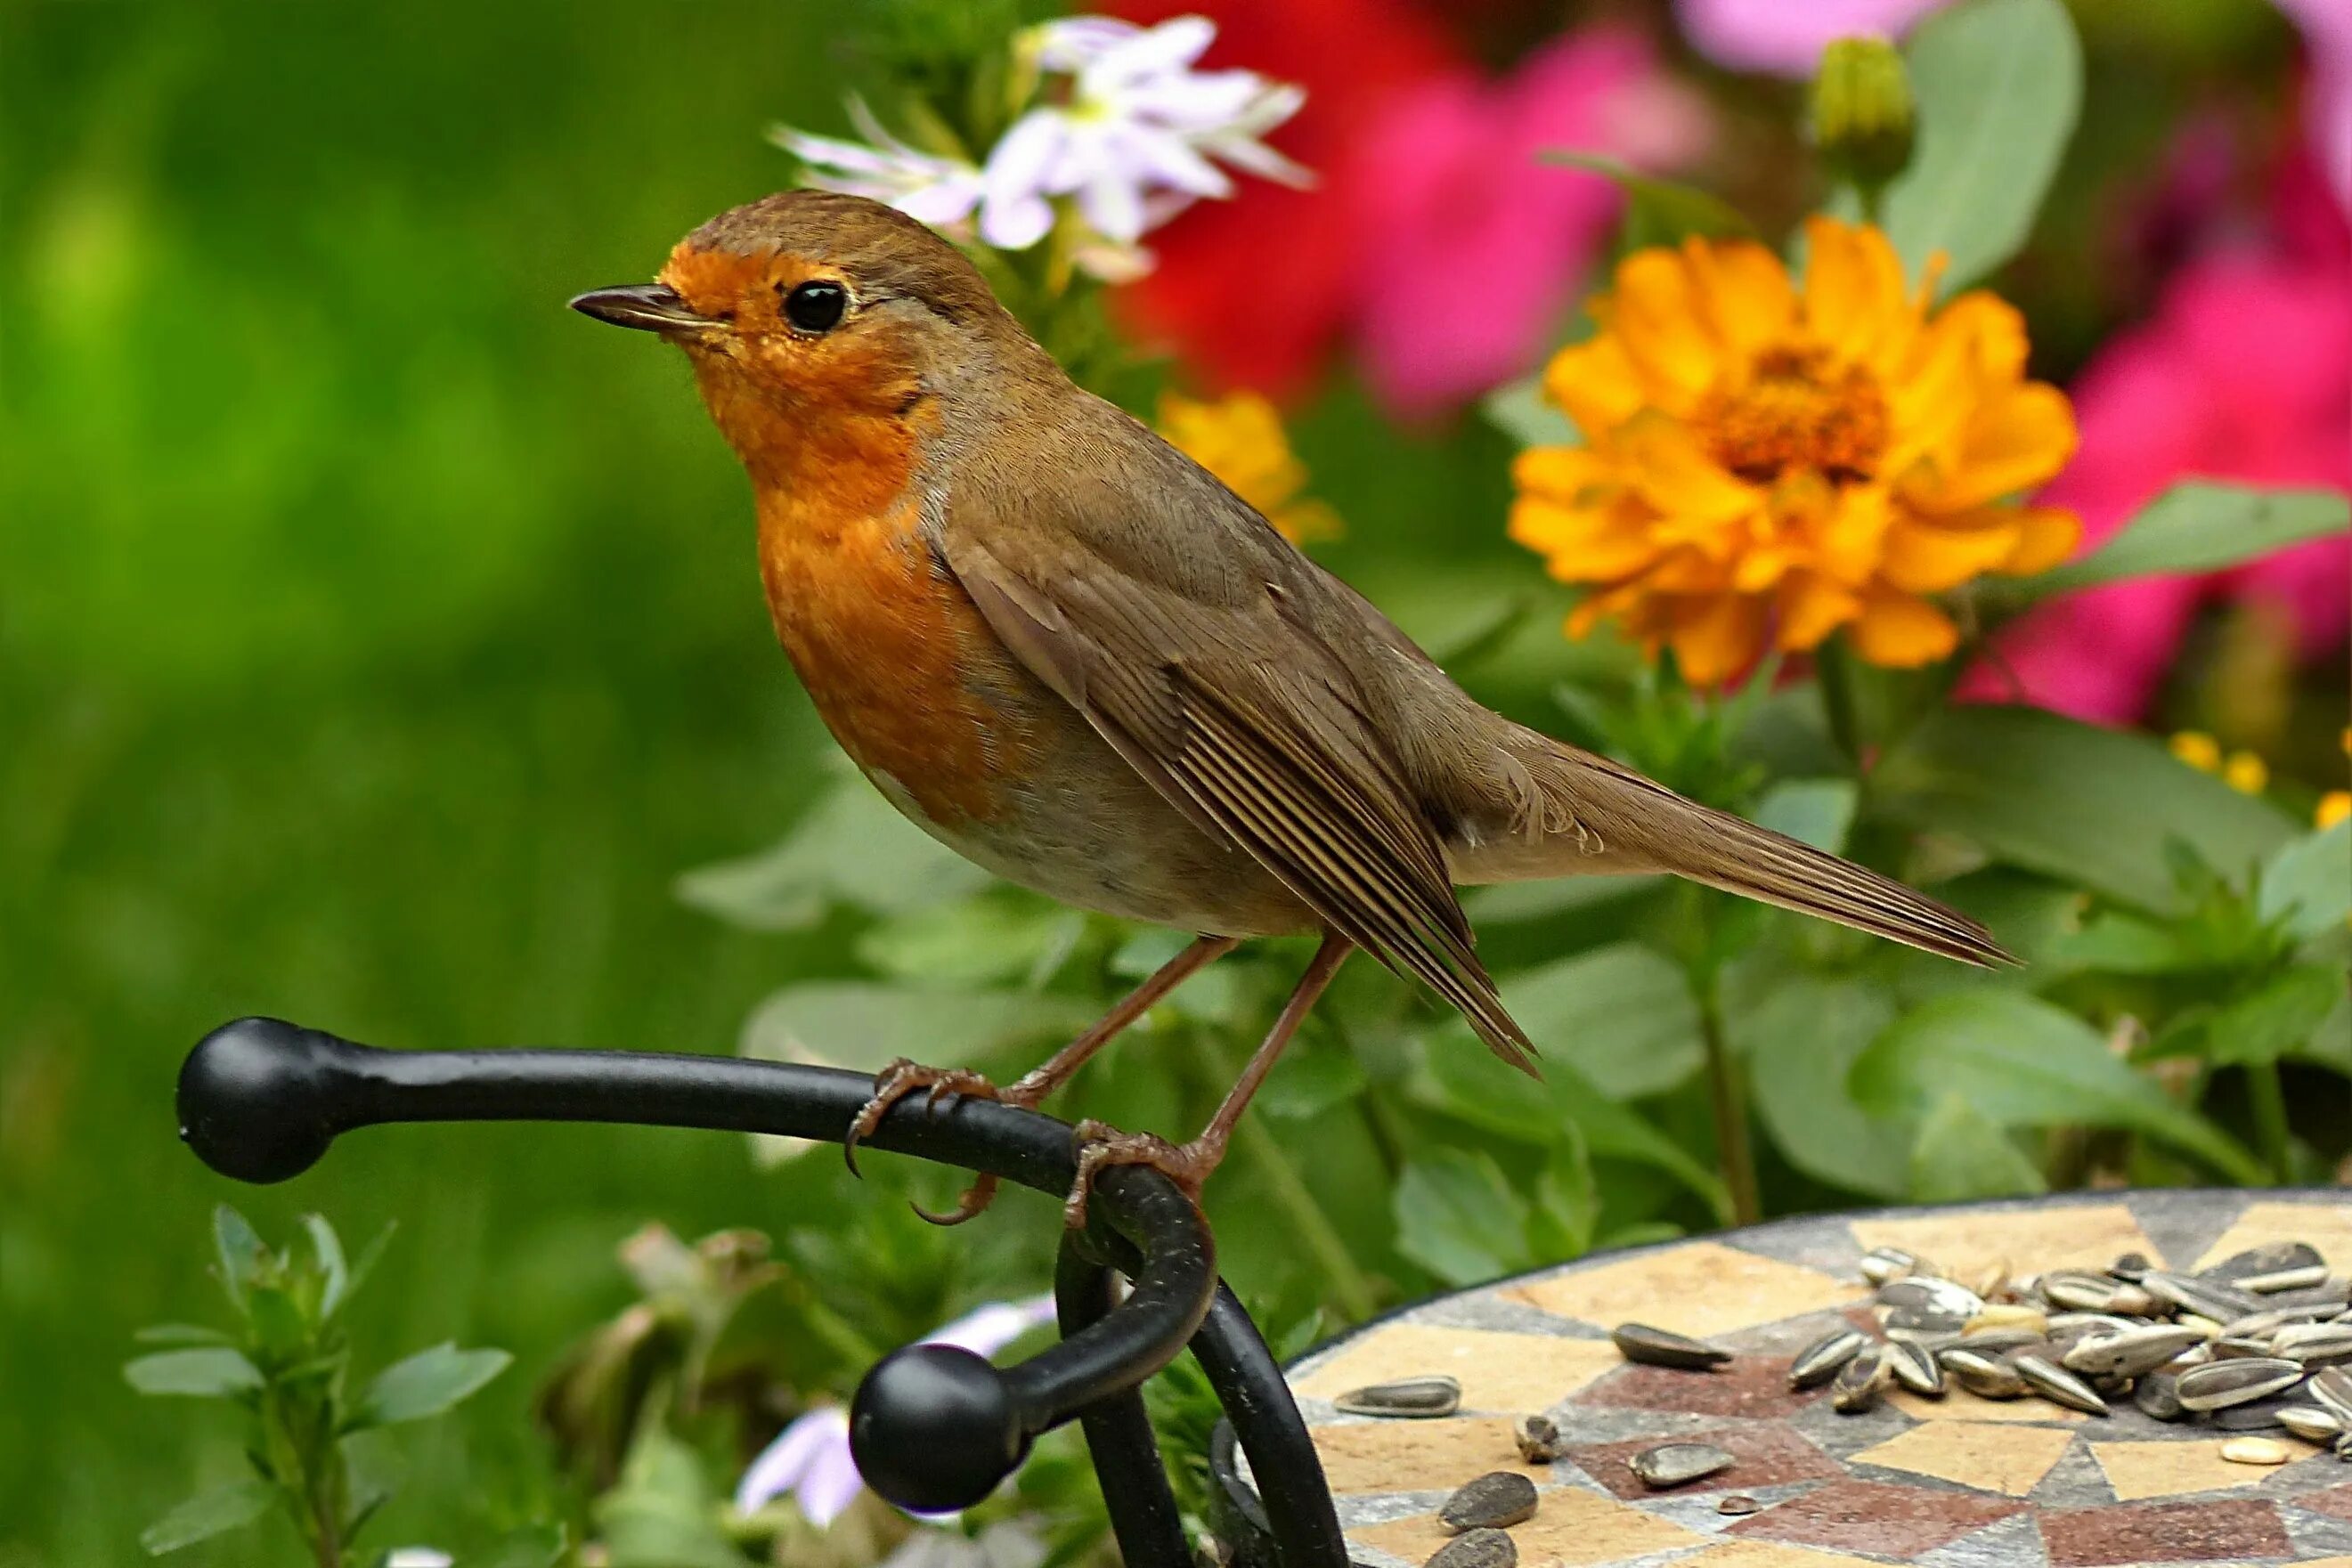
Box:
1;5;1529;1563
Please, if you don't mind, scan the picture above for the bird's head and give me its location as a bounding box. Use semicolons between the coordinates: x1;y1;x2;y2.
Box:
572;191;1053;483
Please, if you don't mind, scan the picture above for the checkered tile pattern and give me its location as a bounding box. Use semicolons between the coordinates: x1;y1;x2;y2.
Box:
1247;1191;2352;1567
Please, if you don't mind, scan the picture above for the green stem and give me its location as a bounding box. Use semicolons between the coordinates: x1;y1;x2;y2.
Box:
1196;1028;1380;1321
1817;638;1864;769
2246;1060;2291;1182
1697;975;1762;1229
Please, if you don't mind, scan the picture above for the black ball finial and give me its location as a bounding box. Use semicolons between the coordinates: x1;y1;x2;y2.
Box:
176;1017;342;1183
849;1345;1028;1512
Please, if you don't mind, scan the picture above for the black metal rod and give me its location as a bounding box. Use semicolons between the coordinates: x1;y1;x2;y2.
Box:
176;1018;1216;1521
1055;1236;1191;1568
1191;1286;1348;1568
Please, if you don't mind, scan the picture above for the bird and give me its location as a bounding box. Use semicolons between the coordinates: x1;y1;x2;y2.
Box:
571;190;2010;1228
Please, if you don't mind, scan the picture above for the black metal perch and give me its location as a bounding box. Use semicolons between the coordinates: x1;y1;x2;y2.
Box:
175;1018;1347;1568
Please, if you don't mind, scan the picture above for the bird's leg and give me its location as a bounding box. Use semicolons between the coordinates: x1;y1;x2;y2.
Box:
841;934;1241;1223
1064;932;1353;1231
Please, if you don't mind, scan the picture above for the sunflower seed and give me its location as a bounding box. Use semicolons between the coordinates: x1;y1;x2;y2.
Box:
2275;1323;2352;1367
2280;1404;2345;1443
2111;1251;2155;1282
2047;1312;2137;1338
2176;1357;2306;1411
1941;1347;2028;1399
1858;1247;1925;1287
2063;1325;2205;1379
1427;1527;1517;1568
2147;1271;2266;1322
2214;1397;2297;1431
1885;1337;1944;1396
1959;1328;2047;1354
1630;1442;1736;1490
1880;1278;1984;1319
1716;1494;1762;1517
1788;1328;1866;1390
2221;1435;2291;1466
2308;1367;2352;1422
1613;1323;1732;1371
2216;1336;2277;1360
2242;1263;2332;1294
1967;1304;2048;1336
2015;1353;2110;1416
2041;1271;2131;1313
1514;1414;1560;1465
2204;1242;2324;1284
2135;1370;2187;1422
1442;1472;1539;1532
1832;1345;1889;1413
1336;1376;1461;1418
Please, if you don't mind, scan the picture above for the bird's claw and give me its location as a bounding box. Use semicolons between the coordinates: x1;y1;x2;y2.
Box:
1062;1118;1213;1231
842;1058;1001;1180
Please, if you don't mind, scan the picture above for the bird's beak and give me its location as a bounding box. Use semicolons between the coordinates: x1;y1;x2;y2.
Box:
567;283;717;335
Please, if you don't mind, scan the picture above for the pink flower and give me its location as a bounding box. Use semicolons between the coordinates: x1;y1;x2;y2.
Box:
1675;0;1947;76
1350;28;1710;415
2275;0;2352;215
1966;172;2351;724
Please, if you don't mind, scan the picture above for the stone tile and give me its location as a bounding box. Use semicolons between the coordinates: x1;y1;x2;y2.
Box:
1854;1420;2077;1497
2086;1439;2271;1503
1728;1478;2023;1557
1887;1384;2093;1426
1564;1422;1843;1501
2191;1199;2352;1273
1293;1323;1622;1416
2038;1499;2291;1565
1504;1241;1855;1340
1671;1544;1884;1567
1311;1416;1535;1495
1575;1356;1829;1422
2302;1483;2352;1526
1348;1487;1704;1568
1851;1206;2162;1280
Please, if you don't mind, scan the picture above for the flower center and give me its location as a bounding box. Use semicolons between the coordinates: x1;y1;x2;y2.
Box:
1694;345;1890;485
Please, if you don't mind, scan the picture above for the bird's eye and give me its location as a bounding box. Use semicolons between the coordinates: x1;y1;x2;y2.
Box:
781;280;848;334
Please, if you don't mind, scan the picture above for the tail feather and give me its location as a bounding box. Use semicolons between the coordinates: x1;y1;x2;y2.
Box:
1536;747;2013;969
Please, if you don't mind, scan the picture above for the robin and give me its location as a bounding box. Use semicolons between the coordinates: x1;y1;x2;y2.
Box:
573;191;2008;1227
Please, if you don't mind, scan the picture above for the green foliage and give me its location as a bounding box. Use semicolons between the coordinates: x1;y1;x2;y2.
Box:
123;1209;510;1564
2018;483;2352;601
1877;0;2082;290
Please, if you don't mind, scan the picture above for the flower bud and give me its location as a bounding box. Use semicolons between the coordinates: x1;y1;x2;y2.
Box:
1810;37;1916;193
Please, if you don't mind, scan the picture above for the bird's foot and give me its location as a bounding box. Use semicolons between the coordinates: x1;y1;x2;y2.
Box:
1062;1118;1222;1231
843;1059;1010;1226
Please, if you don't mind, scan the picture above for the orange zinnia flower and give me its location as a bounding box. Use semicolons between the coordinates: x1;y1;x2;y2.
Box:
1510;216;2080;684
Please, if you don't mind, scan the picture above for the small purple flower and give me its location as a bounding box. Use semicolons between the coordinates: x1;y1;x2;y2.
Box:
734;1296;1056;1528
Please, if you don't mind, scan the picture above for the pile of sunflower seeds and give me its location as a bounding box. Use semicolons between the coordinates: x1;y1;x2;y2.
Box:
1778;1239;2352;1450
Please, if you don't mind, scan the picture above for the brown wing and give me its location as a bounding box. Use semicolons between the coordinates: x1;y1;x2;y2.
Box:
940;518;1537;1075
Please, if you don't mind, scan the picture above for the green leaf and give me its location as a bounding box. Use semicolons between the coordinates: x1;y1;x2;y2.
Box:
212;1206;264;1313
594;1420;744;1568
675;776;989;931
1489;943;1705;1100
1878;0;2081;294
352;1343;510;1427
1462;873;1660;924
2020;483;2350;602
133;1324;235;1347
1876;705;2297;914
1481;373;1579;449
1393;1150;1533;1287
854;892;1084;987
1541;151;1757;248
1257;1033;1369;1120
2206;964;2348;1067
140;1480;276;1555
1414;1041;1729;1219
304;1215;349;1320
2042;912;2192;975
1752;778;1858;855
1527;1136;1599;1262
124;1347;264;1398
1909;1092;2047;1202
341;1223;395;1312
739;982;1096;1078
1850;989;2265;1181
1734;974;1909;1199
2259;819;2352;942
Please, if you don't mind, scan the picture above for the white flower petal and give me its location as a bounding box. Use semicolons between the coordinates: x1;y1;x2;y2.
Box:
1034;16;1140;71
734;1407;845;1515
384;1552;453;1568
1078;163;1149;243
924;1296;1057;1359
799;1437;867;1528
1094;15;1217;85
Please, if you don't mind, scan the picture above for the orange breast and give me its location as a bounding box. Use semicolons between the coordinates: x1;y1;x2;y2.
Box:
756;491;1023;827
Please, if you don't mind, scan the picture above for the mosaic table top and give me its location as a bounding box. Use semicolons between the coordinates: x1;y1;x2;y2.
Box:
1240;1190;2352;1568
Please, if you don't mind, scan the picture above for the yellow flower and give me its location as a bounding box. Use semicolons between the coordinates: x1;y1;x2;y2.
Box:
1510;216;2080;684
2317;791;2351;830
2221;751;2269;795
2169;731;2222;772
1159;390;1340;547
